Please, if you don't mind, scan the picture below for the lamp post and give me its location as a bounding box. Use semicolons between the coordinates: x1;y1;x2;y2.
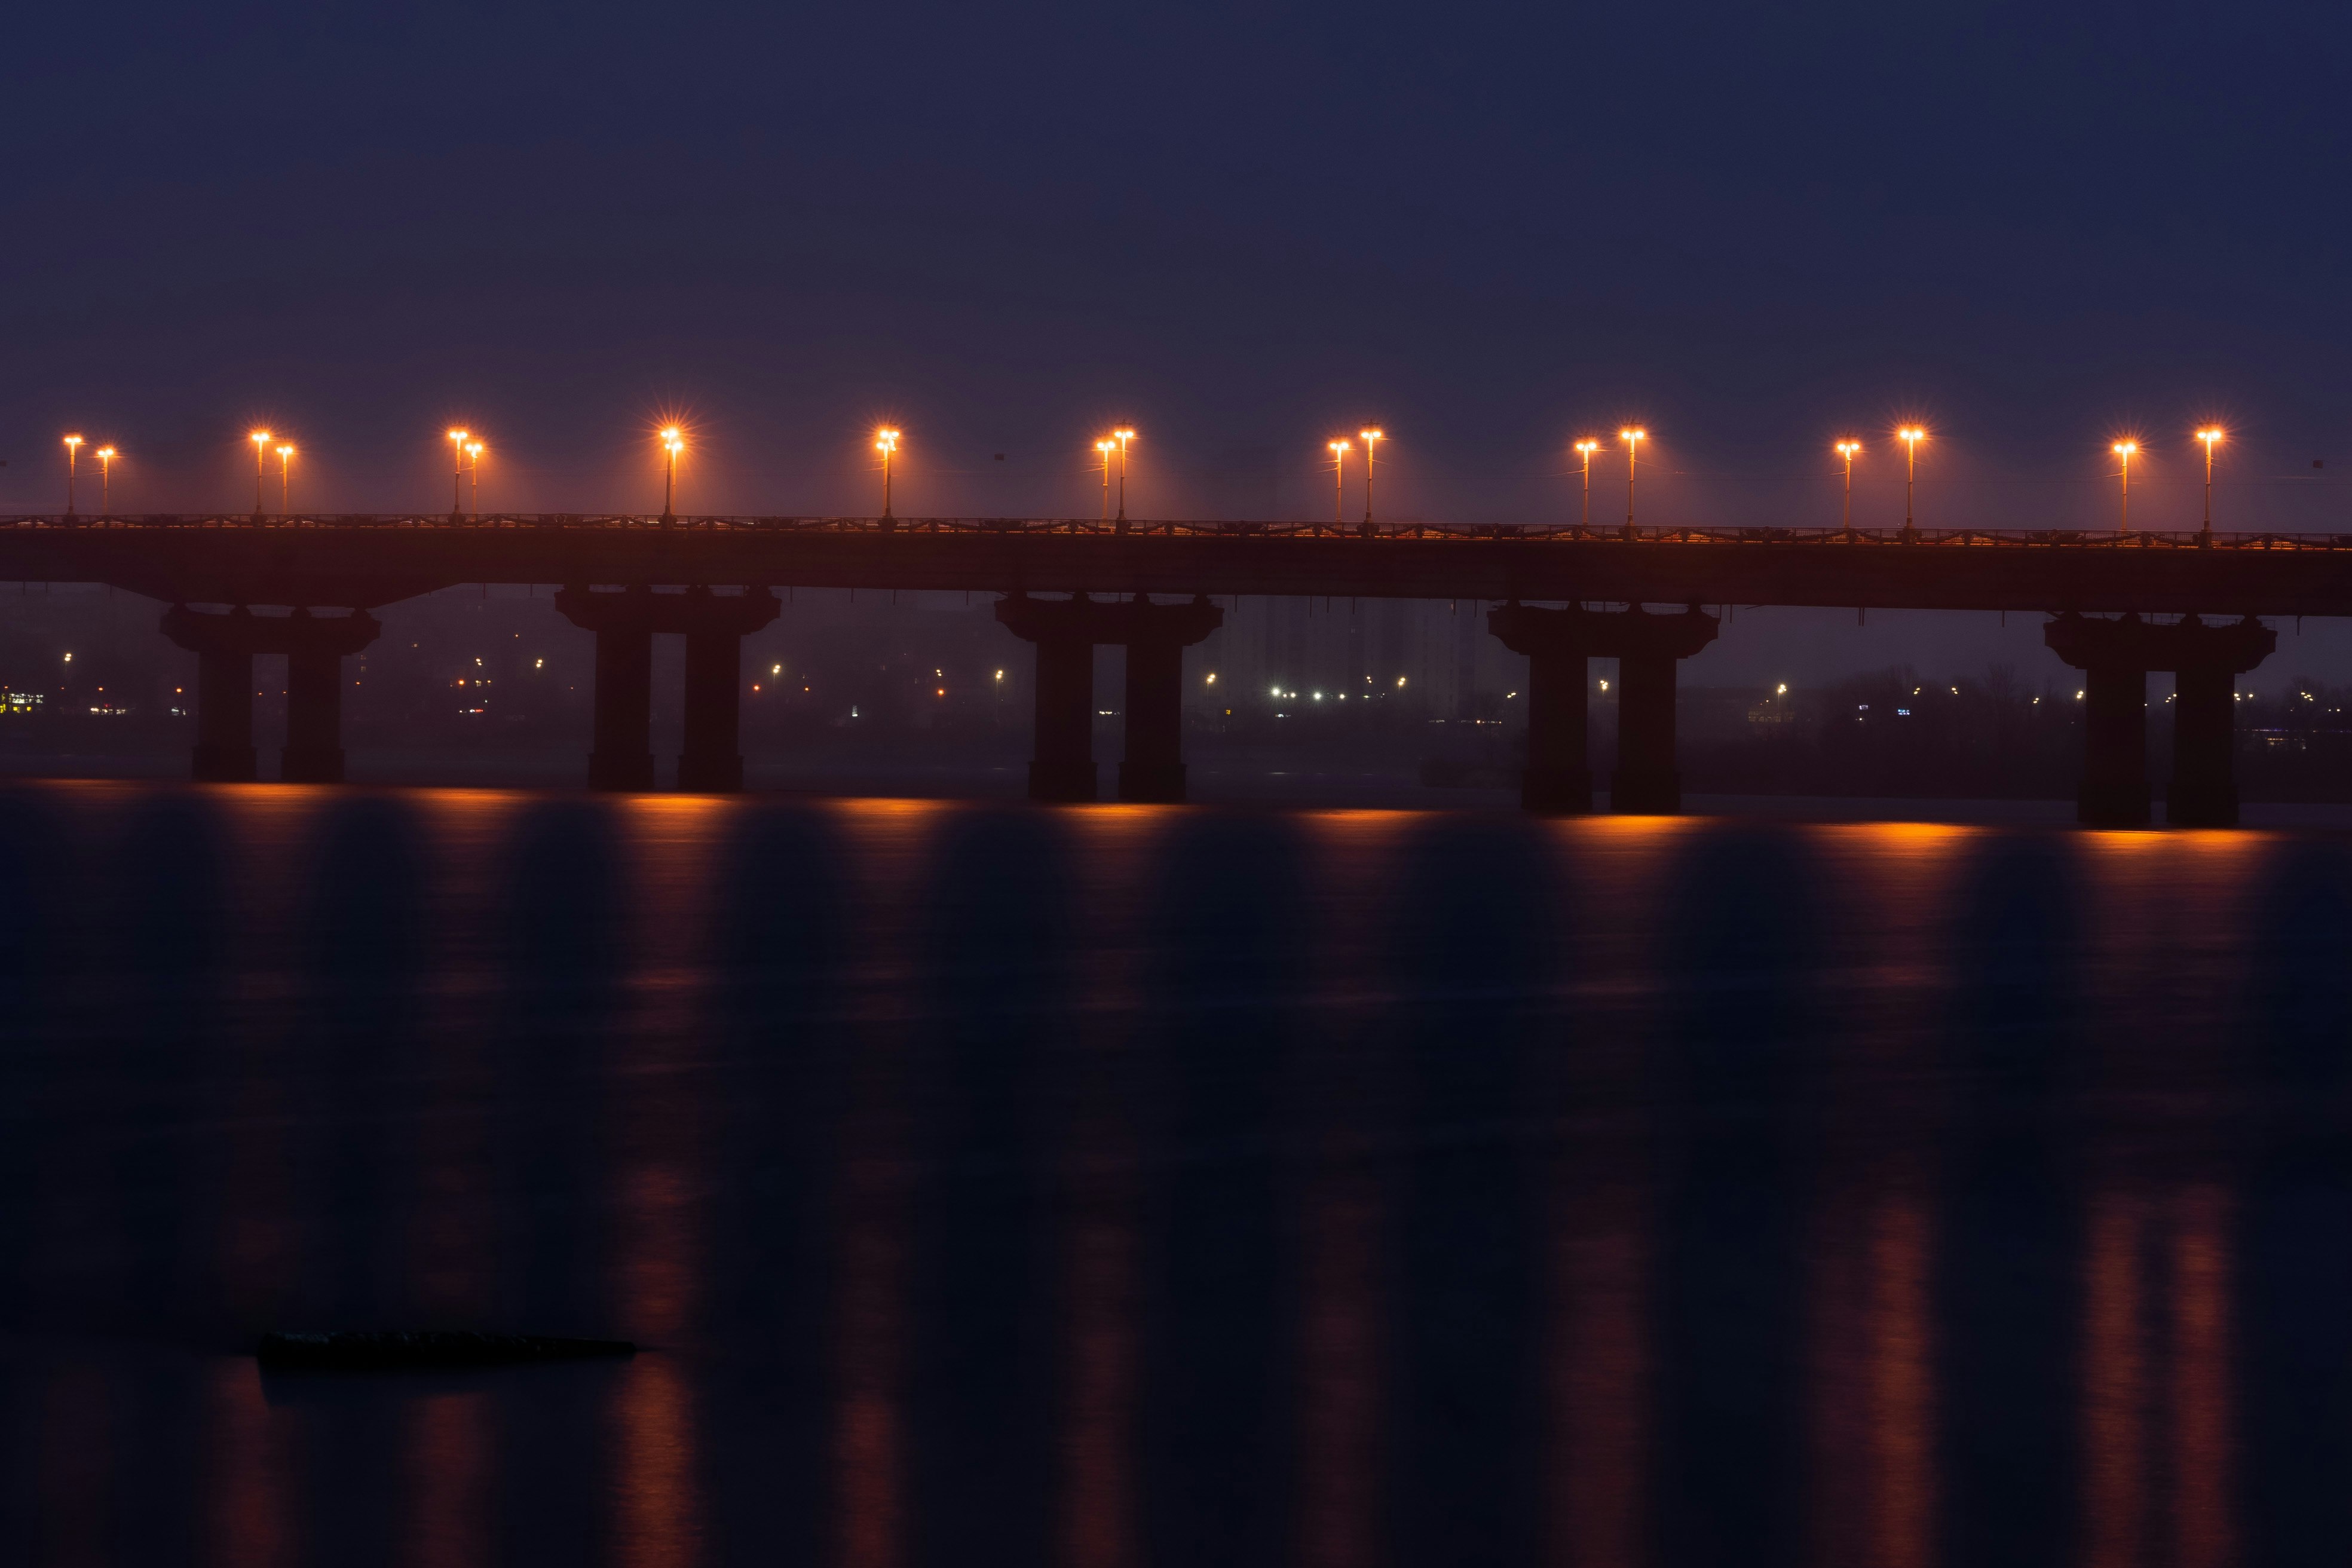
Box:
1619;427;1646;539
661;427;684;523
2112;440;2137;535
95;447;115;517
1897;426;1924;540
447;429;469;517
277;445;295;517
2195;427;2224;545
1095;440;1114;522
1328;440;1349;527
62;434;82;517
1835;440;1861;538
1574;439;1600;532
1114;428;1135;522
250;431;272;517
875;427;899;519
467;442;483;515
1359;428;1384;531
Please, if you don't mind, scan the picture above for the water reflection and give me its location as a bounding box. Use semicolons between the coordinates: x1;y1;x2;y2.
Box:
1;786;2348;1563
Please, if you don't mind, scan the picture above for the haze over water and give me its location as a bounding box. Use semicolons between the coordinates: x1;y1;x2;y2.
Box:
2;780;2345;1564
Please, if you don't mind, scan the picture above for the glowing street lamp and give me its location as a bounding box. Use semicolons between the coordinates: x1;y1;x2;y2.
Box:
466;442;483;515
250;430;272;516
1619;427;1646;538
1114;428;1137;522
874;427;900;519
661;426;684;522
2112;439;2137;534
62;434;82;516
1897;426;1925;538
1835;440;1862;537
277;445;296;516
1358;429;1385;531
1574;439;1600;532
446;429;470;516
1328;440;1349;526
1095;439;1115;522
95;446;116;517
2195;427;2224;543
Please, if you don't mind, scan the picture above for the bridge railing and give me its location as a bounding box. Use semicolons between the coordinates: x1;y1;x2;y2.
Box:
2;514;2351;549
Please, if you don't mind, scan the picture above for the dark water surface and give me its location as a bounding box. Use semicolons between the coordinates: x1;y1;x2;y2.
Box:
2;782;2347;1566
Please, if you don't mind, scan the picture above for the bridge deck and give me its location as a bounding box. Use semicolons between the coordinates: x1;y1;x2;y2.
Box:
2;516;2349;617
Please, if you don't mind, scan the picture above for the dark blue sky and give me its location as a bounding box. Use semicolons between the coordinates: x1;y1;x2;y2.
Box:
5;0;2347;534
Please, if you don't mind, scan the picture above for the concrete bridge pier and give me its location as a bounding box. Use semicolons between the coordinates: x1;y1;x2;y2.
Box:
996;592;1226;804
1488;602;1718;815
998;593;1103;803
163;604;381;783
557;585;780;793
677;587;783;793
1116;596;1224;803
2045;612;2275;828
280;610;384;782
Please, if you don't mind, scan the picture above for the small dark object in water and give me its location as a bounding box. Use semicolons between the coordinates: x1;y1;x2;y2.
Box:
257;1330;637;1371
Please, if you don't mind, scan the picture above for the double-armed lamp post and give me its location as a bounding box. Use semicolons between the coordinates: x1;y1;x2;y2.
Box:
875;427;899;519
277;445;296;517
96;446;115;517
248;430;273;517
1619;427;1646;539
1896;426;1925;539
1574;439;1600;532
661;427;684;523
1836;439;1861;537
62;434;82;516
1359;428;1383;531
2196;427;2224;544
1328;439;1349;526
1114;427;1135;522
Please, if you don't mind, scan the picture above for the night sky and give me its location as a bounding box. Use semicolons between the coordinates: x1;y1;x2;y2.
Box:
6;1;2351;679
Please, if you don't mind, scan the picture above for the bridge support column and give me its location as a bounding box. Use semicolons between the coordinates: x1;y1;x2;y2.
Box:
1489;603;1716;816
997;592;1225;804
558;587;656;792
1030;632;1097;802
1117;597;1223;803
280;610;383;783
2079;664;2150;828
2169;617;2275;828
675;587;782;794
1612;652;1685;814
2046;612;2274;829
164;604;379;784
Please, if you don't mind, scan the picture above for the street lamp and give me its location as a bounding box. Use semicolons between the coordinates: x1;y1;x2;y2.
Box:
1835;440;1862;538
95;447;116;517
661;426;684;522
277;445;296;517
1328;440;1349;527
466;442;483;516
250;430;272;517
874;427;899;519
1359;428;1385;531
1897;426;1925;539
2195;427;2224;544
1574;439;1600;532
1619;427;1646;538
62;434;82;517
1095;439;1115;522
1114;428;1136;522
447;429;469;517
2112;439;2137;534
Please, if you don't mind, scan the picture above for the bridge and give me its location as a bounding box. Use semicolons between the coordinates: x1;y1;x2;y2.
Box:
2;513;2341;828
